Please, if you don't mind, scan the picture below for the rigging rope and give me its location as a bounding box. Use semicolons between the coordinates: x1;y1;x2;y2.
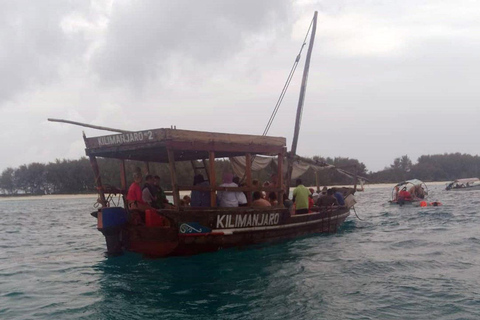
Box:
240;16;315;184
262;16;315;136
352;205;364;221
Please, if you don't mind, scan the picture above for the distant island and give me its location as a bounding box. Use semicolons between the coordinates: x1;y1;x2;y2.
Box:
0;153;478;195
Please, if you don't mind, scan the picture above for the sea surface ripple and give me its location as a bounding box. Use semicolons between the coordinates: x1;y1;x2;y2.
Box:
1;185;479;319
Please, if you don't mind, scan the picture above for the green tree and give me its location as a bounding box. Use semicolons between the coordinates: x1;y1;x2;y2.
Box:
0;168;16;194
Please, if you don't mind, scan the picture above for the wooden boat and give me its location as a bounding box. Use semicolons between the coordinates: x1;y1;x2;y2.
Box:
445;178;480;191
389;179;428;206
85;128;353;257
78;11;354;257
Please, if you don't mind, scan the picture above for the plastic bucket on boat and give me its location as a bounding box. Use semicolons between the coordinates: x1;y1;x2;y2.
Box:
100;207;127;229
145;209;165;227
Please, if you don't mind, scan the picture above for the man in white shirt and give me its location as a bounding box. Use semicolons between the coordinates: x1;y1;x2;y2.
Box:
217;173;247;207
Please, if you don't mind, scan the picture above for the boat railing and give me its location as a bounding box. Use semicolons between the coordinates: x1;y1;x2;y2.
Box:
177;185;283;193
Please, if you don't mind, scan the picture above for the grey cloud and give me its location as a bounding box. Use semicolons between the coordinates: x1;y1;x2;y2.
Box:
90;0;292;88
0;1;91;105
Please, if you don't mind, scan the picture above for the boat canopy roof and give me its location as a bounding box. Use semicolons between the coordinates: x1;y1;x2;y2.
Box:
453;178;479;184
395;179;424;187
84;128;286;162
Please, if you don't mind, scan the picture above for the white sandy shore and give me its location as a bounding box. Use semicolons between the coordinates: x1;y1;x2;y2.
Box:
0;181;451;201
0;194;98;201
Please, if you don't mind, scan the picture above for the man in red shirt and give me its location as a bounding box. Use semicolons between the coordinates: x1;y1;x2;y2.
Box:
398;187;412;201
126;172;153;212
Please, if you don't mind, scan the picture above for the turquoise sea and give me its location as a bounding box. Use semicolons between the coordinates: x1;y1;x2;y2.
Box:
1;184;479;319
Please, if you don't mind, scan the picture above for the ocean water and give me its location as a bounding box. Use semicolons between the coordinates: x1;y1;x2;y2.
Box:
1;185;479;320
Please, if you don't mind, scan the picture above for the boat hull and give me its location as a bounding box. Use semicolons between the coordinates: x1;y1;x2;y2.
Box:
389;200;420;206
108;207;350;258
447;185;480;191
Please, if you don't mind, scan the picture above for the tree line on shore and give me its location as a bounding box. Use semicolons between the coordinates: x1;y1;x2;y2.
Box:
0;153;478;195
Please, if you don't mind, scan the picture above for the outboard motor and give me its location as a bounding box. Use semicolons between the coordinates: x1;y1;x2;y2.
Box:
97;207;127;256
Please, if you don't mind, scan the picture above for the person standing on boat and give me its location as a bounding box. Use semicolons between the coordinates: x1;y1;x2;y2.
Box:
217;172;247;207
190;174;210;207
292;179;310;214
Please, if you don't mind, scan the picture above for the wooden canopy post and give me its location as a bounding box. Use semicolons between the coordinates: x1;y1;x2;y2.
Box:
120;159;127;191
245;153;252;205
120;159;127;207
89;155;107;207
209;151;216;207
167;149;180;209
315;171;320;193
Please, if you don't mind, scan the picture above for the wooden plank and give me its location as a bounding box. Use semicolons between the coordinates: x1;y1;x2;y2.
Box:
202;158;209;182
245;153;252;205
165;129;285;147
120;160;127;191
84;129;166;149
166;140;284;155
167;149;180;210
177;186;280;193
209;151;216;207
84;128;285;150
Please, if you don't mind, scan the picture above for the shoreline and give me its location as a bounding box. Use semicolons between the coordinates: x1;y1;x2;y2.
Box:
0;194;98;201
0;181;450;201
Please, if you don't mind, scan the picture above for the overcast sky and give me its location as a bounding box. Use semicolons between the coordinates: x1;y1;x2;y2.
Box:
1;0;479;173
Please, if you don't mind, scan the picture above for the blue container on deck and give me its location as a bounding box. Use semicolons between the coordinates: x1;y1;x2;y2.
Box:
101;207;127;229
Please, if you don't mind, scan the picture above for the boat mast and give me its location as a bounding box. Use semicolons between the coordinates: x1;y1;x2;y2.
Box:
286;11;318;189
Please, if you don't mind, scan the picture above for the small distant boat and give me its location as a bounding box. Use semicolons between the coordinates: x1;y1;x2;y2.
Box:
389;179;428;206
445;178;480;191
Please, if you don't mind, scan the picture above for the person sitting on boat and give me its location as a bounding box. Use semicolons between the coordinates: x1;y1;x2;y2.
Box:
262;181;270;199
153;175;172;208
268;192;279;206
321;186;328;195
308;188;315;211
283;193;293;209
190;174;210;207
126;172;156;222
233;176;250;202
332;188;346;206
316;188;339;207
398;187;412;202
180;195;191;206
416;186;426;199
310;188;320;202
141;174;157;206
252;191;272;207
292;179;310;214
217;172;247;207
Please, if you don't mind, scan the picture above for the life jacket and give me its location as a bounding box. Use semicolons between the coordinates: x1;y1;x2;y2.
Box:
399;190;412;201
